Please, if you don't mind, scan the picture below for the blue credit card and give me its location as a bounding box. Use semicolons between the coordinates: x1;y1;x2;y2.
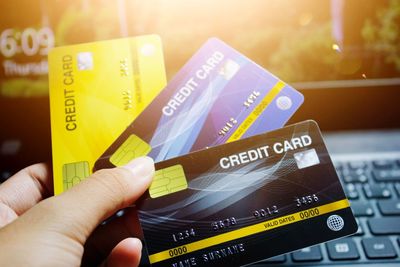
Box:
94;38;304;170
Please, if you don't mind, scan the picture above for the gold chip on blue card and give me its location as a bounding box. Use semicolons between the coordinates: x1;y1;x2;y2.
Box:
110;134;152;167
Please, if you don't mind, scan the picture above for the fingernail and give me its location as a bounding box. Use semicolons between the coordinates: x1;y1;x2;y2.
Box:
123;156;155;182
132;238;143;251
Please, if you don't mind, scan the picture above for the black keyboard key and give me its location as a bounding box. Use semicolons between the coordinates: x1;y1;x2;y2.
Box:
351;201;374;216
369;217;400;235
372;160;395;169
343;172;369;183
344;184;359;199
326;239;359;260
395;184;400;197
378;200;400;215
363;184;391;199
292;246;322;262
343;174;368;183
261;254;286;263
348;161;367;170
373;169;400;182
354;219;364;236
362;237;397;259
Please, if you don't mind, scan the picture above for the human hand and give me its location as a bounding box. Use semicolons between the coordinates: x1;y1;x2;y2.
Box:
0;156;154;267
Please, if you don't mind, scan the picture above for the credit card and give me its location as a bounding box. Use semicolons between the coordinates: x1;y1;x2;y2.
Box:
48;35;167;195
138;120;357;267
94;38;303;171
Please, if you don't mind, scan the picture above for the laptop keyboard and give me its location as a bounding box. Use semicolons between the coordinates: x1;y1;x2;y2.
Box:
253;156;400;266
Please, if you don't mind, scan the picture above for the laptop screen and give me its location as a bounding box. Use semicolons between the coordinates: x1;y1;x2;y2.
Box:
0;0;399;170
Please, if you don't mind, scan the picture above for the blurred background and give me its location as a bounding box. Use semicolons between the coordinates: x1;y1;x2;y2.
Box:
1;0;399;176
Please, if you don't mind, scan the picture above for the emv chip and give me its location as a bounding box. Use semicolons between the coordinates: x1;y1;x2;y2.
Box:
150;164;188;198
63;161;89;190
110;134;151;166
294;148;320;169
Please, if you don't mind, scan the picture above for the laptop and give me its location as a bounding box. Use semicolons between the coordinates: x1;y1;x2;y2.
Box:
1;0;399;266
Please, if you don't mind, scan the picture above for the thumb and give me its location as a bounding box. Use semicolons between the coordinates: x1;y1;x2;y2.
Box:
30;156;154;244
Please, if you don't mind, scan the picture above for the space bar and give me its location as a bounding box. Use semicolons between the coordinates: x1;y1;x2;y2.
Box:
368;217;400;234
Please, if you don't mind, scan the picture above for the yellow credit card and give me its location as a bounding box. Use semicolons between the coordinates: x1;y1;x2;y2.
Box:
49;35;167;195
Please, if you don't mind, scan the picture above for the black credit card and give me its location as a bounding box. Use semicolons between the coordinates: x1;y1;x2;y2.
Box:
138;120;357;267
